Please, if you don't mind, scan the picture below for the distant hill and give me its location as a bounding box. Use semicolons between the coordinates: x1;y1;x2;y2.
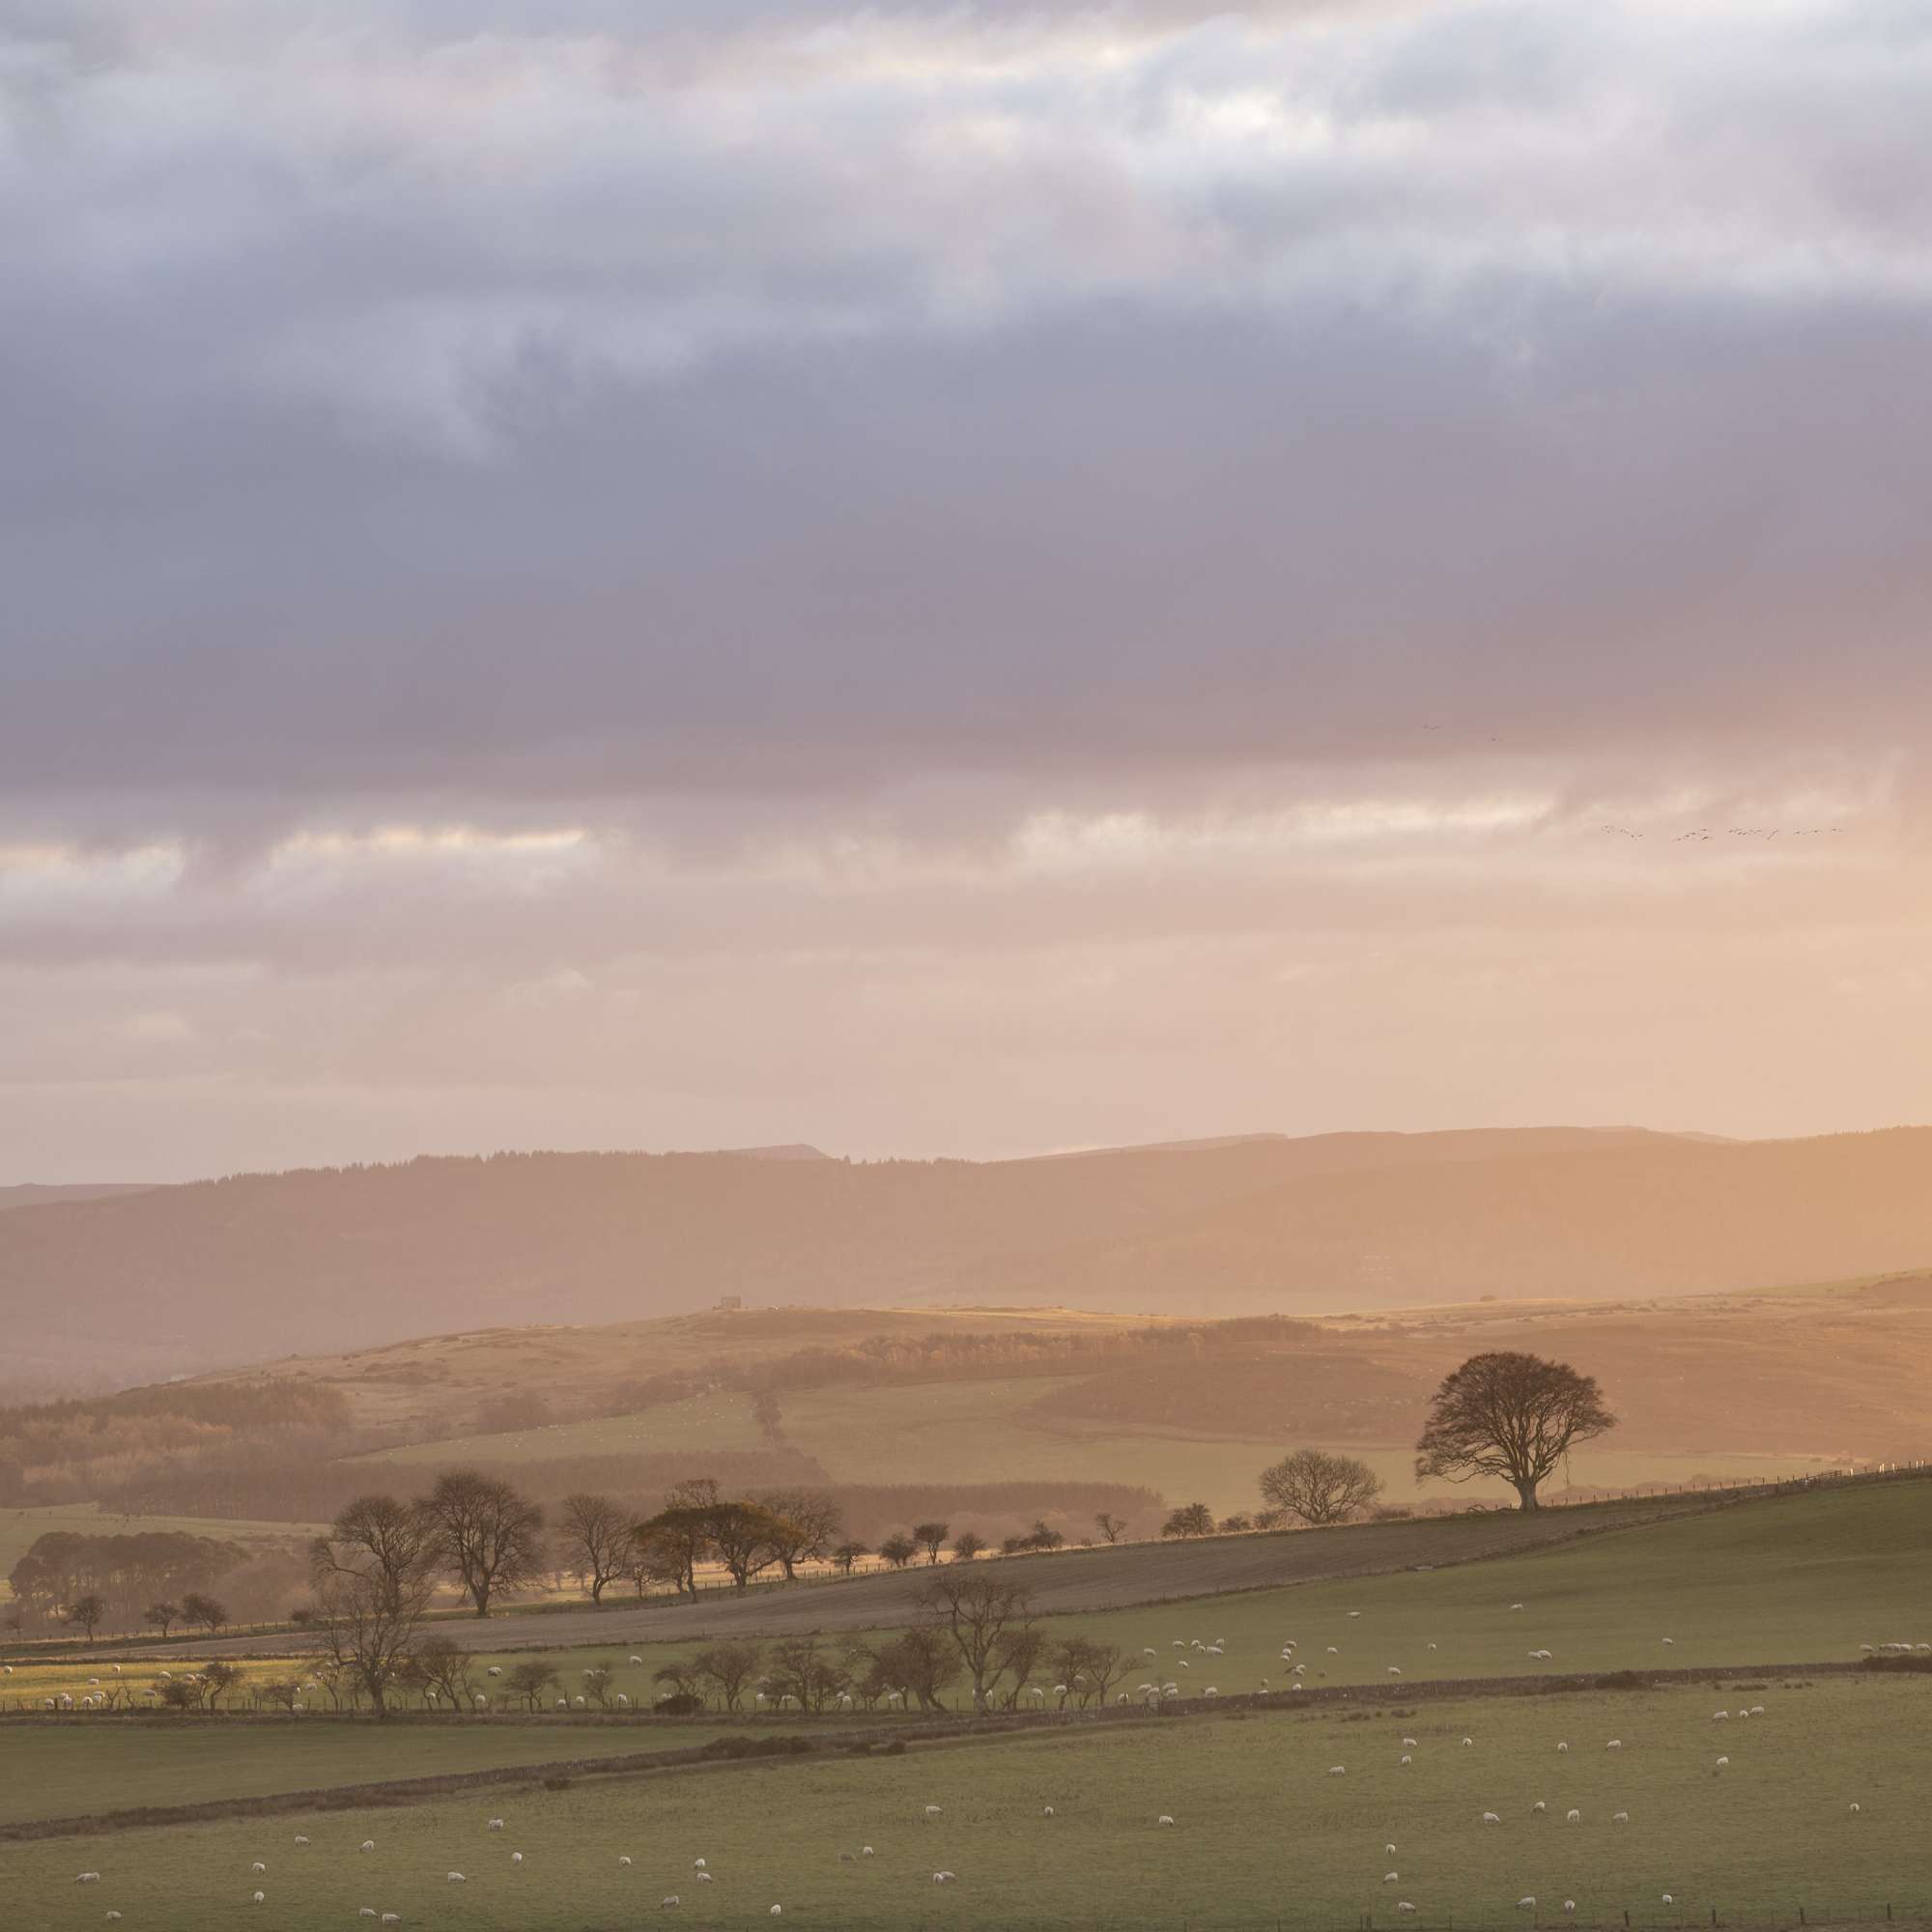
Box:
2;1125;1929;1380
0;1183;151;1213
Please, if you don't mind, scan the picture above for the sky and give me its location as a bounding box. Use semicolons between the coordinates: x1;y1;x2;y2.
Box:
3;0;1931;1183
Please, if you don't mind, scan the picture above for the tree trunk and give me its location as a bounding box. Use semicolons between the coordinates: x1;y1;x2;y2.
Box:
1514;1477;1541;1511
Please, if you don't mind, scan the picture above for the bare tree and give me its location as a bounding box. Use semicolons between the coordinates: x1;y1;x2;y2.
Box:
1093;1511;1127;1545
851;1628;959;1713
831;1540;869;1575
421;1470;547;1616
180;1591;228;1636
143;1601;180;1638
198;1660;242;1709
992;1622;1048;1709
753;1488;842;1580
915;1571;1036;1715
506;1659;558;1711
693;1639;763;1712
877;1532;918;1569
1415;1350;1616;1510
556;1492;634;1604
951;1530;986;1563
1160;1502;1213;1538
767;1634;850;1712
67;1593;104;1642
1259;1448;1385;1526
705;1500;794;1591
308;1492;441;1719
912;1520;951;1564
414;1634;480;1712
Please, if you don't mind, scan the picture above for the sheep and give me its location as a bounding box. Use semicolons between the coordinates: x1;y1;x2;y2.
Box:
1612;1811;1630;1824
1387;1666;1403;1676
252;1861;268;1873
488;1664;503;1675
631;1655;643;1664
924;1804;943;1817
1662;1896;1674;1906
1482;1811;1502;1826
1564;1902;1577;1915
1043;1805;1056;1816
1386;1844;1398;1856
1158;1814;1177;1827
1517;1897;1537;1910
1327;1766;1347;1776
488;1818;505;1832
1399;1904;1417;1915
862;1846;875;1857
771;1906;784;1917
662;1897;681;1909
75;1873;102;1885
1850;1803;1861;1814
294;1835;309;1846
360;1841;376;1853
1462;1736;1474;1747
447;1867;468;1882
1402;1737;1418;1747
1716;1756;1729;1769
931;1870;956;1884
252;1892;266;1904
1384;1872;1400;1884
1531;1650;1552;1661
1326;1646;1339;1655
1532;1802;1547;1814
1713;1710;1729;1720
1750;1705;1765;1717
1510;1603;1524;1611
695;1859;708;1869
1400;1754;1413;1765
512;1852;524;1864
1566;1809;1580;1824
1662;1637;1674;1645
1557;1742;1570;1752
619;1855;634;1867
1606;1739;1624;1749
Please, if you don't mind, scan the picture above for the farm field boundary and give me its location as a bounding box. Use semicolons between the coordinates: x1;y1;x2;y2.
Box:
1;1657;1891;1844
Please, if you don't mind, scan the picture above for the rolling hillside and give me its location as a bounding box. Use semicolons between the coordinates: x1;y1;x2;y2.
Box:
4;1125;1931;1379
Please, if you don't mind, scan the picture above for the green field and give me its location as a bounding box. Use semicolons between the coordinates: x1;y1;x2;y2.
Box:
350;1378;1841;1515
0;1719;740;1827
5;1677;1927;1929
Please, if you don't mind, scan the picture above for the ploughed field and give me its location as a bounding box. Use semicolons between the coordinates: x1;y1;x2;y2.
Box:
6;1676;1929;1929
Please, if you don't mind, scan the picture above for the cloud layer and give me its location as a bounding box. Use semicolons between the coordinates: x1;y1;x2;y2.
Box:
3;0;1930;1178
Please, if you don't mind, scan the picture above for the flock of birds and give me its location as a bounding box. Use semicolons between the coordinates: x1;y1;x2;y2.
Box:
1600;824;1843;841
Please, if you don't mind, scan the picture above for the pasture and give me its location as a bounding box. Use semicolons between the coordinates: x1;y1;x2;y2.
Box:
0;1719;740;1828
5;1676;1928;1928
348;1376;1841;1515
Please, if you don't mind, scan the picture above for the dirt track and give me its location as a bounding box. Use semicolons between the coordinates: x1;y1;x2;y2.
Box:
145;1493;1711;1660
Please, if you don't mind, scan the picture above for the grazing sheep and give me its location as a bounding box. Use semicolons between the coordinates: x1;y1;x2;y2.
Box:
771;1905;784;1916
862;1846;874;1857
697;1870;714;1883
1716;1756;1729;1770
1662;1896;1674;1906
662;1897;680;1909
925;1804;943;1817
75;1874;102;1885
1557;1742;1570;1752
1043;1805;1056;1817
1400;1754;1413;1765
1510;1604;1524;1611
1750;1705;1765;1717
1462;1736;1474;1747
294;1835;309;1846
1850;1804;1861;1814
1384;1872;1400;1884
931;1870;956;1883
1613;1811;1630;1824
1388;1667;1403;1676
1327;1766;1347;1777
1564;1902;1577;1915
252;1861;267;1873
1606;1740;1624;1750
1532;1803;1547;1814
512;1852;524;1863
488;1818;505;1831
620;1855;634;1867
1402;1737;1417;1747
1158;1814;1177;1827
1713;1711;1728;1720
1483;1811;1501;1826
253;1892;266;1904
1517;1897;1537;1910
695;1859;708;1869
1386;1844;1398;1857
1662;1637;1673;1645
360;1841;376;1853
631;1656;643;1664
1566;1809;1580;1823
1399;1903;1416;1914
488;1665;502;1675
447;1872;466;1883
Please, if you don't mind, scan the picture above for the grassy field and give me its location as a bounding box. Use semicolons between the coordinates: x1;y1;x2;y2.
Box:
5;1676;1927;1928
349;1377;1842;1515
0;1719;744;1827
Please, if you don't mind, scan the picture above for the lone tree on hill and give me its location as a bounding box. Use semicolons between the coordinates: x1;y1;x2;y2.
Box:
1259;1448;1385;1526
1415;1350;1616;1511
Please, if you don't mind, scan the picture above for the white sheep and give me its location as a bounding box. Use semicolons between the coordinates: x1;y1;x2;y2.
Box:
1462;1736;1474;1747
695;1859;707;1869
1566;1809;1580;1824
1386;1844;1397;1856
1662;1896;1674;1906
488;1665;502;1675
924;1804;942;1817
631;1656;643;1664
1606;1739;1623;1749
931;1870;956;1883
1399;1903;1417;1915
294;1835;309;1846
1483;1811;1501;1826
1042;1805;1055;1816
252;1861;267;1873
1613;1811;1630;1824
771;1906;784;1917
1517;1897;1537;1910
1158;1814;1177;1826
1564;1902;1577;1915
360;1841;376;1853
1850;1803;1861;1814
446;1871;466;1882
1400;1754;1413;1765
252;1892;266;1904
1402;1736;1417;1747
488;1818;505;1831
1384;1872;1400;1884
1716;1756;1729;1769
512;1852;524;1863
619;1855;634;1867
1327;1766;1347;1777
75;1873;102;1885
862;1846;874;1857
1557;1742;1569;1752
696;1870;714;1884
663;1897;680;1909
1388;1666;1403;1676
